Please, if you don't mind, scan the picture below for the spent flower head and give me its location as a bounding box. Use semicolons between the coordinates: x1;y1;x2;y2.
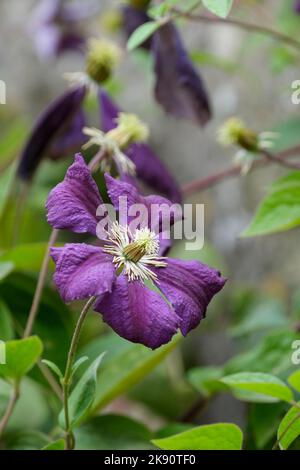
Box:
86;38;121;84
107;112;149;148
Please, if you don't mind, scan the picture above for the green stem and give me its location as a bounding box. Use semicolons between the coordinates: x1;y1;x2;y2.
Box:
62;296;96;451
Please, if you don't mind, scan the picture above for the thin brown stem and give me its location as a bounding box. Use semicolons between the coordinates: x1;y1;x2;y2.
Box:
183;144;300;196
0;384;19;438
171;8;300;52
62;296;96;450
261;149;300;170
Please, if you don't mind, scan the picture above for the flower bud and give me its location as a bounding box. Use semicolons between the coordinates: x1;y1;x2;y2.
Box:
128;0;151;10
218;117;259;152
85;38;121;84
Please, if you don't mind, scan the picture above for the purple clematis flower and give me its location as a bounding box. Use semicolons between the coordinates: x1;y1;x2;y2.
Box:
29;0;99;59
46;154;226;349
99;90;182;203
17;85;87;180
121;5;152;50
152;22;211;126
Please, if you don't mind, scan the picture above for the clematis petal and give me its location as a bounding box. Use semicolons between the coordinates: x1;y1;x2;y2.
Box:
17;85;87;180
104;173;181;234
94;274;180;349
295;0;300;13
154;258;226;336
48;109;86;160
51;243;115;303
46;153;102;235
99;90;182;202
152;22;211;126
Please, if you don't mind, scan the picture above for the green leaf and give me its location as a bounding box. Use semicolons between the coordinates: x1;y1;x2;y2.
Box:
0;243;55;273
0;164;16;219
0;119;29;170
250;402;286;449
75;415;153;450
288;369;300;393
221;372;293;403
187;366;225;397
127;21;160;51
152;423;243;450
0;336;43;382
277;402;300;450
41;360;63;380
42;439;65;451
72;356;89;376
0;262;14;282
243;173;300;236
0;300;14;340
88;333;181;413
202;0;233;18
59;353;106;430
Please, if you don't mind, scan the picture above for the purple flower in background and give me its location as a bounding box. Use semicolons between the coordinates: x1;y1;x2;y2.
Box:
99;90;182;203
29;0;99;59
152;23;211;126
17;85;87;180
295;0;300;13
47;154;226;349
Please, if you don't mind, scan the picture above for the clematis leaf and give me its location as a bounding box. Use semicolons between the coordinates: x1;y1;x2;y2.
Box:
0;336;43;382
42;439;66;451
152;423;243;450
127;20;160;50
202;0;233;18
277;402;300;450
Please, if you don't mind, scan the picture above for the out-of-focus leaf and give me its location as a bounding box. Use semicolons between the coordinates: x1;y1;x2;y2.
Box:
0;243;55;273
0;163;16;218
229;298;287;337
42;439;65;450
154;423;194;439
272;118;300;152
191;50;238;73
80;332;181;413
0;336;43;382
127;21;160;51
224;329;300;376
187;366;225;397
0;262;14;281
0;273;72;370
152;423;243;450
2;430;50;450
75;415;153;450
202;0;233;18
277;401;300;450
221;372;293;403
243;173;300;236
59;353;106;430
250;402;286;449
0;300;14;340
0;119;28;170
288;369;300;393
41;359;63;380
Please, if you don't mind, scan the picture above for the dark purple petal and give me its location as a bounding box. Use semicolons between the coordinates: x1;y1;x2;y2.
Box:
17;85;87;180
104;173;181;233
154;258;226;336
121;5;152;50
152;22;211;126
99;90;182;202
94;274;180;349
46;154;102;235
51;243;115;303
48;110;86;160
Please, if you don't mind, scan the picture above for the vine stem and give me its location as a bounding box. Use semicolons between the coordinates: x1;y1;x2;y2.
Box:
62;296;96;451
171;8;300;52
0;384;19;437
183;144;300;196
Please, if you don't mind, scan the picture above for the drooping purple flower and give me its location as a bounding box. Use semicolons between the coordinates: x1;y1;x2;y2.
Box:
47;154;226;349
17;85;87;180
121;5;152;50
152;22;211;126
29;0;99;59
99;90;182;203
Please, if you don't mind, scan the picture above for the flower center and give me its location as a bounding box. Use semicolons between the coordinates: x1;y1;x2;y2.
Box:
104;223;166;282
